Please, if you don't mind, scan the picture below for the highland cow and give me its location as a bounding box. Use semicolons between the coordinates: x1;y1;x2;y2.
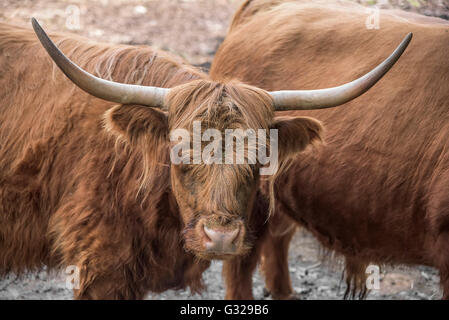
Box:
211;0;449;299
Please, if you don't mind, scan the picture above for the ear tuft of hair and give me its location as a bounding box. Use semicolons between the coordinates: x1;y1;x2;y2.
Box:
273;116;324;161
103;105;170;194
103;105;168;146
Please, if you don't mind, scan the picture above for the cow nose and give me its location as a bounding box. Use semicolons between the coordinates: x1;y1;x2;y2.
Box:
203;225;240;253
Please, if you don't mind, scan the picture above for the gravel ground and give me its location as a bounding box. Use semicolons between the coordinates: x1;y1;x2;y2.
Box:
0;230;442;300
0;0;240;67
0;0;447;300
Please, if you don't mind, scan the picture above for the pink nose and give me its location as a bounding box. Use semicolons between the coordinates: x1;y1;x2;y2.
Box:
203;225;240;253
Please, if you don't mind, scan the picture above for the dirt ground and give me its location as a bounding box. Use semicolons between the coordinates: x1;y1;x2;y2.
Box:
0;0;447;300
0;230;442;300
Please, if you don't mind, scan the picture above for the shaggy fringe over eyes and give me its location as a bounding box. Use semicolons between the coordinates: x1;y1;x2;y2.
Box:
166;79;274;131
165;79;276;214
163;79;324;216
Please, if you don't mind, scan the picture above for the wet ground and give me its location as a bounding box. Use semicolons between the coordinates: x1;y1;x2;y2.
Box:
0;0;447;300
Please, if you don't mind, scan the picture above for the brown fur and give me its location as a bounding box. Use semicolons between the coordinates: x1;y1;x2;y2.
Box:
0;21;323;299
0;22;210;298
211;0;449;299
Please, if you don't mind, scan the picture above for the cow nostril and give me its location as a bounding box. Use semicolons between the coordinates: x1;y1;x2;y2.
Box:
203;226;239;243
203;225;240;253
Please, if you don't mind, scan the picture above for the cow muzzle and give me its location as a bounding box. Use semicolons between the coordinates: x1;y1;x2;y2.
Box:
197;217;245;256
203;225;240;253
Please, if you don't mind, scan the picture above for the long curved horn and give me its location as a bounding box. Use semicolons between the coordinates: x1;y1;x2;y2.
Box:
270;33;412;111
32;18;168;108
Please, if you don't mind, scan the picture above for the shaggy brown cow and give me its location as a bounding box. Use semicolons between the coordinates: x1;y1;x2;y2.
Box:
0;16;407;299
211;0;449;299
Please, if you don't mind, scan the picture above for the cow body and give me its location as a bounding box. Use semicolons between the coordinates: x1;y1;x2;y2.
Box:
211;0;449;299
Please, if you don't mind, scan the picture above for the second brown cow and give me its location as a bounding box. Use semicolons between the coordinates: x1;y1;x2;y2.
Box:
211;0;449;299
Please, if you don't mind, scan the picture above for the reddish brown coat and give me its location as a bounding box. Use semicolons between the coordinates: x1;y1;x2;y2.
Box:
211;0;449;299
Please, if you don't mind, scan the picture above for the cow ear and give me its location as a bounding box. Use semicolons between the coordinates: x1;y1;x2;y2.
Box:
103;105;168;146
272;116;324;161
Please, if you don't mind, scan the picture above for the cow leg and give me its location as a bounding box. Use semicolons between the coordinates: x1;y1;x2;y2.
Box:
74;267;146;300
428;177;449;300
435;232;449;300
223;242;262;300
223;192;271;299
51;201;149;300
260;212;297;300
68;252;147;299
343;257;369;299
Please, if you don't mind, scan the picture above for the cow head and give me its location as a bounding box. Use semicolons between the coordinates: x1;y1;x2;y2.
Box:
164;80;326;259
32;19;411;260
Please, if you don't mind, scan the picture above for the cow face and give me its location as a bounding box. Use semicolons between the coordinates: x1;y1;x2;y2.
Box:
105;80;323;260
166;80;272;259
174;80;325;259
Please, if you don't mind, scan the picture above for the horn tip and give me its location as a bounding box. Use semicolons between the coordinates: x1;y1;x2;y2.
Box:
31;17;42;32
405;32;413;43
403;33;413;49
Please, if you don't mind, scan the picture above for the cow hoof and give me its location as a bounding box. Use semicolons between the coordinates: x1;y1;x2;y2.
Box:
263;288;301;300
262;287;271;298
272;292;301;300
